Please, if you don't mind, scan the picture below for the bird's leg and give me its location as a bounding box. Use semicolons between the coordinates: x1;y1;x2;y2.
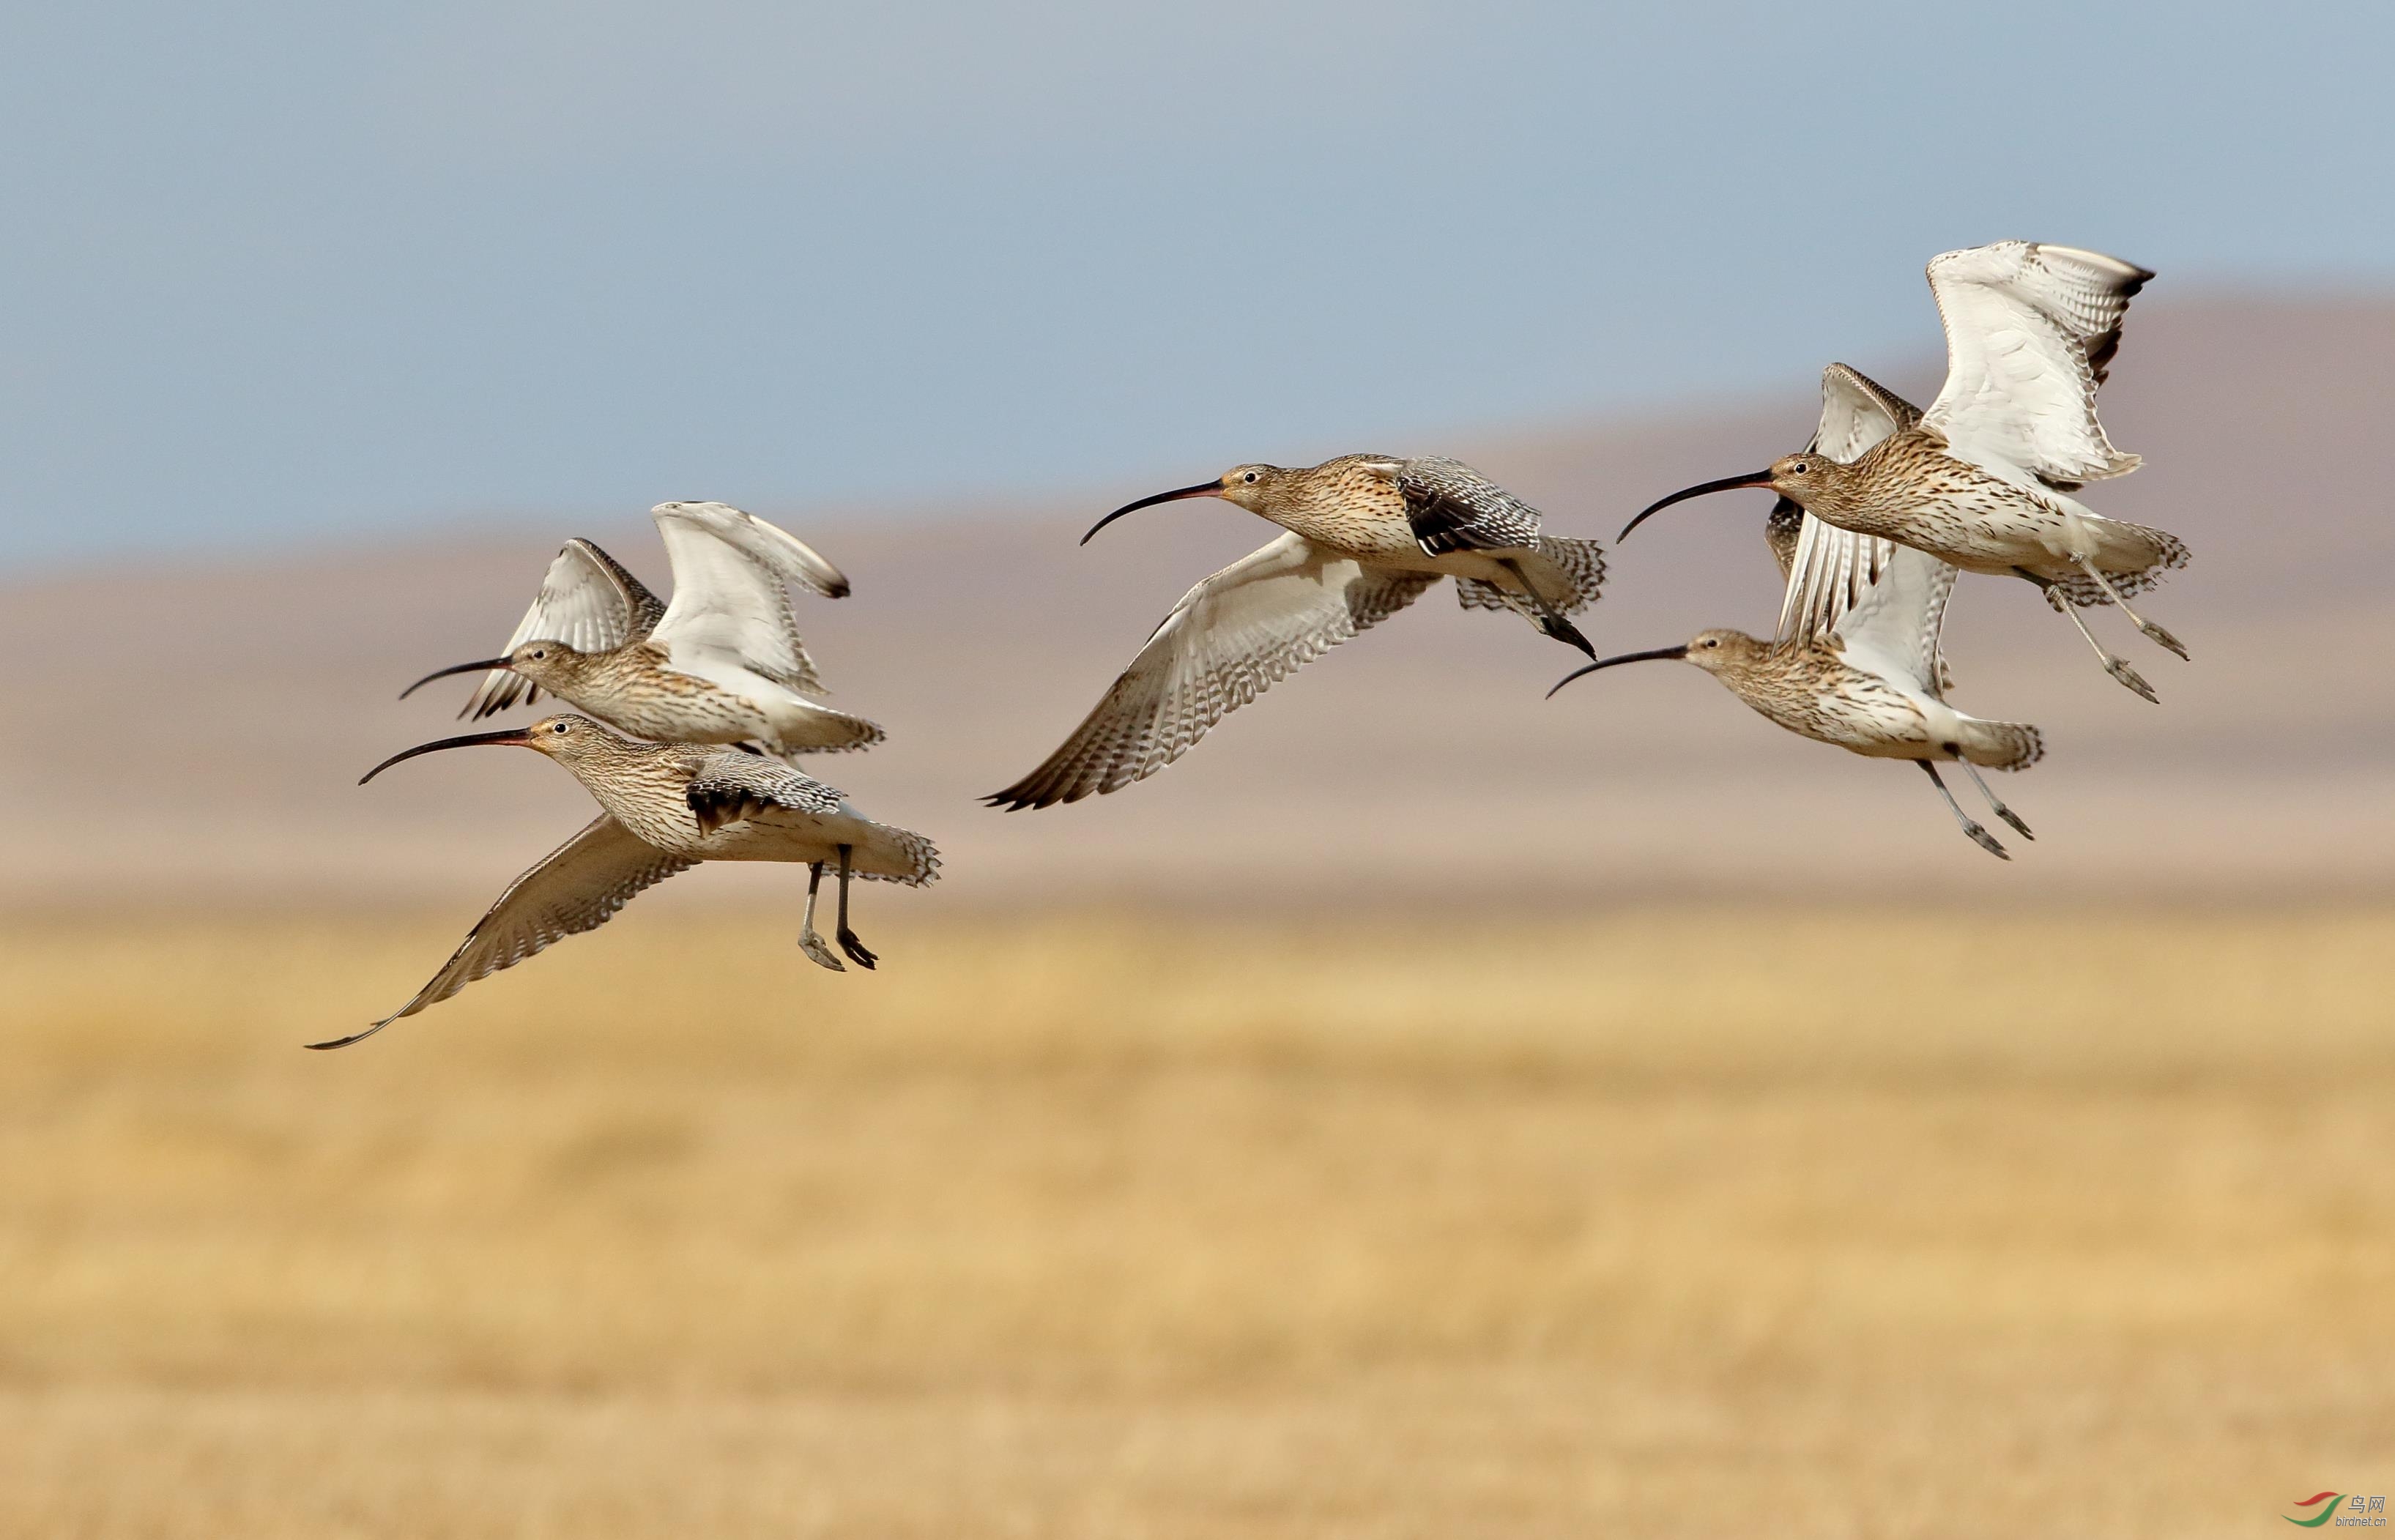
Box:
1958;759;2034;841
1918;759;2008;860
1499;557;1594;659
2026;569;2158;703
2071;555;2189;660
834;844;877;970
796;861;845;972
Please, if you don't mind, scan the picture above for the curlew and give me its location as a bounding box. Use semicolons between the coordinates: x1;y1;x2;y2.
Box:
401;502;884;757
1761;362;1923;647
1622;242;2189;702
1551;545;2041;860
313;714;938;1049
985;454;1606;809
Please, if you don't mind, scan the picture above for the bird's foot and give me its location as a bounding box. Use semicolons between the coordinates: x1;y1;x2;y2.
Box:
2139;620;2190;661
1958;819;2011;860
1991;805;2035;841
1541;615;1597;660
837;927;879;970
2106;657;2160;703
798;929;847;972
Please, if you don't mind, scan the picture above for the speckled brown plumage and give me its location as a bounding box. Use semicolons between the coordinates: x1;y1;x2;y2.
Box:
1630;244;2186;702
988;453;1608;810
1551;548;2041;858
409;502;883;757
319;715;938;1049
1778;428;2187;593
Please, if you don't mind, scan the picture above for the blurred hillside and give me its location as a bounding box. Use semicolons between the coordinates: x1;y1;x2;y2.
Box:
3;296;2388;910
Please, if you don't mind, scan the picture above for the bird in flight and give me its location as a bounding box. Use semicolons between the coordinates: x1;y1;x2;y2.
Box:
313;714;938;1049
986;454;1606;809
1622;242;2188;702
1559;364;2039;858
403;501;883;757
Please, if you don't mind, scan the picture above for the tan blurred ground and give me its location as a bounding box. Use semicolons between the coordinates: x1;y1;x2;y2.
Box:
2;906;2389;1537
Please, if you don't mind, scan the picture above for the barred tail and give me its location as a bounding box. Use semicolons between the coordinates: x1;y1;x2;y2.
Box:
855;821;942;887
1959;718;2043;772
2047;519;2190;607
1455;535;1608;618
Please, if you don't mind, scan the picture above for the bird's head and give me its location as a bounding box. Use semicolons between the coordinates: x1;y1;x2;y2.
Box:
1213;463;1293;515
1761;451;1867;512
1619;452;1859;540
358;714;612;784
1545;629;1768;699
1679;627;1772;677
518;713;609;762
499;640;594;687
1080;464;1291;543
397;639;593;703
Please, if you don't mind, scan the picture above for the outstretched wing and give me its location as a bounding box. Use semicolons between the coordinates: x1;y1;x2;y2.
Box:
311;817;692;1049
985;533;1438;809
1776;364;1923;647
1920;241;2151;488
1830;546;1960;699
1813;362;1920;461
649;502;848;697
1394;456;1545;555
463;540;664;719
686;751;845;834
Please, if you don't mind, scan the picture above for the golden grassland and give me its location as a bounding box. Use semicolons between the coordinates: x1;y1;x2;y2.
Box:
1;905;2390;1537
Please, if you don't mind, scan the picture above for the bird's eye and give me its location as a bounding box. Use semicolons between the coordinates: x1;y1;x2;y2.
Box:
1704;638;1720;648
1242;471;1259;484
1790;461;1810;475
552;721;569;734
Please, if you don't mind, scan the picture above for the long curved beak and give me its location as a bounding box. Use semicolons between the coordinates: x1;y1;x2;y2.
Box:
1546;645;1690;699
1081;480;1225;546
1618;470;1775;542
360;727;534;785
398;658;514;701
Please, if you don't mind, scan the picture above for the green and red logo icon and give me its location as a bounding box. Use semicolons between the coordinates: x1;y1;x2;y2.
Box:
2287;1492;2388;1527
2288;1494;2345;1528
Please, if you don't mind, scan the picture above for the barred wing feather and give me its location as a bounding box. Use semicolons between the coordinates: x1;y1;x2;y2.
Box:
1920;241;2151;488
464;540;663;719
986;534;1438;809
650;502;847;697
1775;364;1922;647
311;817;692;1049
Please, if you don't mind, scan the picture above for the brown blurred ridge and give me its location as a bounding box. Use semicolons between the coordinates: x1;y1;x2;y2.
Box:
4;295;2389;910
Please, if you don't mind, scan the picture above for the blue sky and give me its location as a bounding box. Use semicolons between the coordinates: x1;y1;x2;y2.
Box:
4;1;2385;569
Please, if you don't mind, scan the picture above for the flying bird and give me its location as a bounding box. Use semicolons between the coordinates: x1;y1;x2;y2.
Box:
1623;242;2188;702
402;502;884;757
986;454;1606;809
1552;548;2038;858
313;715;938;1049
1561;366;2035;858
1761;363;1925;648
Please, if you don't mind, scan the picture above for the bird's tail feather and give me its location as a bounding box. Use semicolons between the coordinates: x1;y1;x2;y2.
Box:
768;706;886;757
1958;718;2043;772
2046;519;2189;607
855;822;941;888
1455;535;1608;618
